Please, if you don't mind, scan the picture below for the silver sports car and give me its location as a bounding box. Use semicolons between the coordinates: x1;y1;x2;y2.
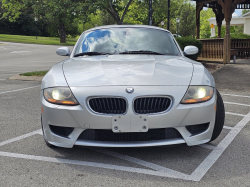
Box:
41;25;225;148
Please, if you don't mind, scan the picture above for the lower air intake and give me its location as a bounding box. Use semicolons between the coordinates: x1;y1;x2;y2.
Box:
78;128;182;142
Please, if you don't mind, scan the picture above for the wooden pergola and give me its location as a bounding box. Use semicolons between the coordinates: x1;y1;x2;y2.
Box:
192;0;250;64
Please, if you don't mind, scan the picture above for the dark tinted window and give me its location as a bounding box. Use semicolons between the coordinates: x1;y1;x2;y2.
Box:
75;28;180;56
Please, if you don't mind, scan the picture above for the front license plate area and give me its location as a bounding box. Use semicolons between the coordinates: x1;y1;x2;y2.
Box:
131;115;148;132
112;115;148;133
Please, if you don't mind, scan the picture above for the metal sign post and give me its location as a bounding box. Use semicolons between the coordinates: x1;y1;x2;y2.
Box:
149;0;152;25
167;0;170;30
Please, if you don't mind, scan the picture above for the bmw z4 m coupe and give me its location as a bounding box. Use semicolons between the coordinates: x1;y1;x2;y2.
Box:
41;25;225;148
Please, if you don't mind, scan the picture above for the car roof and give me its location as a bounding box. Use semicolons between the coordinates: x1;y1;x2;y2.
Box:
83;25;171;33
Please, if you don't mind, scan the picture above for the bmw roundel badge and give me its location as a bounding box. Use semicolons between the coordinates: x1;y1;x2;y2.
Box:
126;87;134;94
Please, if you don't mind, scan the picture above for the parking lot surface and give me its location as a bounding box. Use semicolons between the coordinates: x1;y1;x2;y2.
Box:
0;42;250;186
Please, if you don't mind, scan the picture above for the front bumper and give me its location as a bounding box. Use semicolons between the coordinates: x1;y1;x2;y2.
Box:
41;86;216;148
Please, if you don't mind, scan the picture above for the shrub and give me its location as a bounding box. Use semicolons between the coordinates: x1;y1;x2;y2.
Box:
211;33;250;39
176;37;202;60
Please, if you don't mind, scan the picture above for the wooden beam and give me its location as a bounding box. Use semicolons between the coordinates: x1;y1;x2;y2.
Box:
231;0;246;13
196;0;216;5
217;0;225;9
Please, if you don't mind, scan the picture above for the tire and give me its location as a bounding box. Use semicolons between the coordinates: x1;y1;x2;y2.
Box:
41;115;56;148
210;90;225;142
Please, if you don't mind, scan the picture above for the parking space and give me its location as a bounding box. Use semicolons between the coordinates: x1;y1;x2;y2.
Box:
1;42;250;186
0;79;249;185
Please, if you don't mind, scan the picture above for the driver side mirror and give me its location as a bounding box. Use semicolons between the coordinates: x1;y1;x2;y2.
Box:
183;46;199;56
56;47;70;56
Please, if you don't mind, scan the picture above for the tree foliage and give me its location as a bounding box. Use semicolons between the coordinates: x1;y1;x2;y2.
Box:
200;8;215;38
178;2;196;37
1;0;94;43
90;0;134;25
242;9;250;15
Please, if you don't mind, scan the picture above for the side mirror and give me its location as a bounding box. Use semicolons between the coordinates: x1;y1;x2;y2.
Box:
56;47;70;56
183;45;198;56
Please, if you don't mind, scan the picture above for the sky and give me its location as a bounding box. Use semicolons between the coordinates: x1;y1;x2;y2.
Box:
234;9;242;16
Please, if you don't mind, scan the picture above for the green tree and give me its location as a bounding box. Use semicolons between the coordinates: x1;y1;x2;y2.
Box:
200;8;215;38
178;2;196;37
242;9;250;15
91;0;134;25
1;0;93;43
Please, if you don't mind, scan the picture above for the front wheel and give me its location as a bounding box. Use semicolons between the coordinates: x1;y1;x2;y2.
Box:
210;90;225;142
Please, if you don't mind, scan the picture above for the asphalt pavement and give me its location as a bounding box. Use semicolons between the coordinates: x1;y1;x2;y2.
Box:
0;42;250;186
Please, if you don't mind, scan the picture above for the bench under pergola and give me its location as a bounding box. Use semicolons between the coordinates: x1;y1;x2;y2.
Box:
192;0;250;64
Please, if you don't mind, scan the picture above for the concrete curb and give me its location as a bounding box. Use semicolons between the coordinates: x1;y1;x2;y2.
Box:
8;74;44;81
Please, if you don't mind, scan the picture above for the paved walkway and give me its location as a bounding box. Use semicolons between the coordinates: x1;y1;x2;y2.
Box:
214;59;250;94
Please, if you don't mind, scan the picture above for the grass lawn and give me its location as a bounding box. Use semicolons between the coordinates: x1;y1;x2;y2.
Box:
0;34;77;46
20;71;49;76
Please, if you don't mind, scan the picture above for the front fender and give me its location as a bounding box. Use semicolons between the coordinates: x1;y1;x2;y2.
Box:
41;61;69;90
190;63;215;87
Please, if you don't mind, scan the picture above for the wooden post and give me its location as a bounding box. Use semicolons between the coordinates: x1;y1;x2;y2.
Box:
213;5;224;38
217;0;231;64
218;0;247;64
196;4;203;39
223;0;232;64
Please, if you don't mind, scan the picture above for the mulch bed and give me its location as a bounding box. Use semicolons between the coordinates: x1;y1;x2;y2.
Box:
203;63;224;73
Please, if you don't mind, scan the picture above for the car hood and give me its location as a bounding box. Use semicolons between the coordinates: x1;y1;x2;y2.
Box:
63;55;193;86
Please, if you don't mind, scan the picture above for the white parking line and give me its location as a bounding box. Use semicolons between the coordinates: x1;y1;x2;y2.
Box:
224;101;250;107
0;130;41;147
223;126;233;130
198;144;215;150
222;93;250;98
91;148;189;178
226;112;246;117
36;129;43;135
11;51;31;53
0;151;189;179
0;113;249;181
190;111;250;181
0;86;40;95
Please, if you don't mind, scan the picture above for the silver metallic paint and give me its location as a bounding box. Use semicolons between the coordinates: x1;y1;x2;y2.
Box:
63;55;193;86
56;47;70;56
41;25;217;148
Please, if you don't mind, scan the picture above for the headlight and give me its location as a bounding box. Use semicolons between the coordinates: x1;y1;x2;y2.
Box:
181;86;214;104
44;87;79;105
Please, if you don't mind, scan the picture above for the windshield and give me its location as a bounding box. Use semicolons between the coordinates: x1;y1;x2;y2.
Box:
74;28;181;56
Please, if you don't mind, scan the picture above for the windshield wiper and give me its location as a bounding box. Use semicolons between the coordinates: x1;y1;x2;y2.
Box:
119;50;164;55
74;52;112;57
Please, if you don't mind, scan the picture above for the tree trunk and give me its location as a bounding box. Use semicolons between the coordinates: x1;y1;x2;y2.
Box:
59;23;66;43
117;20;123;25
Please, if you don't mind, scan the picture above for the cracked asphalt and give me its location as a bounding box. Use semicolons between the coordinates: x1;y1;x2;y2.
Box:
0;42;250;186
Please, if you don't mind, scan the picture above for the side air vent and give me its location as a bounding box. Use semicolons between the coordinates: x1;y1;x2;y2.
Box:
186;123;210;136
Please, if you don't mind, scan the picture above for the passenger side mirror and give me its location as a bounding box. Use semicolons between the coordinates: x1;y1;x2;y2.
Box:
183;46;198;56
56;47;70;56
